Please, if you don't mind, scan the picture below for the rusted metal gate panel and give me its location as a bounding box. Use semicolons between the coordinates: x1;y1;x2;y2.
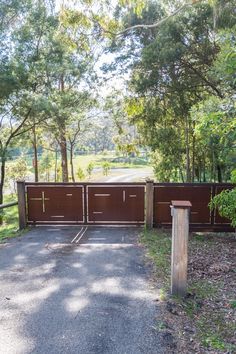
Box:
86;185;145;224
25;182;234;229
27;185;84;223
154;184;213;225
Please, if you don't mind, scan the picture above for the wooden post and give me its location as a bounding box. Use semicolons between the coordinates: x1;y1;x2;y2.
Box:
17;180;27;230
170;200;192;297
145;179;154;229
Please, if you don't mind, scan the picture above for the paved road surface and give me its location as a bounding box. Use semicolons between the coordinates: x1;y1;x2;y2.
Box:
0;227;166;354
105;168;153;182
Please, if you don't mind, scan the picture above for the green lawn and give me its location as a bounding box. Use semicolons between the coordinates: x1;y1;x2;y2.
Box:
6;153;150;183
73;153;150;170
0;196;27;242
70;153;151;181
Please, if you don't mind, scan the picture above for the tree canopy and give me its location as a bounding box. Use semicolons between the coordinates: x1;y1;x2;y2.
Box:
0;0;235;210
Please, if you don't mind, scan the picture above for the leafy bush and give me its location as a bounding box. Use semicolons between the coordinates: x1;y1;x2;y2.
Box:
86;162;94;179
102;161;111;176
77;167;85;181
6;157;28;193
210;170;236;227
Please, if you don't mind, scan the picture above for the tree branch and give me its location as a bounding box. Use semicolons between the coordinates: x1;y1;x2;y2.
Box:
181;59;224;98
98;1;202;36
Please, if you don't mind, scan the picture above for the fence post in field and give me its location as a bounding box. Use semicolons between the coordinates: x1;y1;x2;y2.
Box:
145;179;154;229
17;180;27;230
170;200;192;297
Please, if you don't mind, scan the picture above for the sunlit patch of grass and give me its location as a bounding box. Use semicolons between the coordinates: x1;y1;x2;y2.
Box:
229;299;236;309
140;229;171;287
0;196;27;242
73;153;150;172
197;314;236;352
188;279;218;300
191;233;207;242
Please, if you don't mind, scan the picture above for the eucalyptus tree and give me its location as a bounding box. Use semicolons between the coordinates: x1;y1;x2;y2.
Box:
37;3;96;182
114;0;235;182
191;26;236;182
0;0;96;190
53;93;94;182
0;0;94;208
0;0;56;212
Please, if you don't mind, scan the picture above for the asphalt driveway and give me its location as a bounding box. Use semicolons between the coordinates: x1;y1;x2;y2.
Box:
0;226;165;354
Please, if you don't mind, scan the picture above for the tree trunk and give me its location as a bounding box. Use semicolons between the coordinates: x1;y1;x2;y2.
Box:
217;164;222;183
184;116;191;182
191;126;195;182
58;75;69;183
203;154;206;182
54;149;58;182
179;167;185;183
212;148;216;182
69;145;75;183
32;125;39;182
59;132;69;183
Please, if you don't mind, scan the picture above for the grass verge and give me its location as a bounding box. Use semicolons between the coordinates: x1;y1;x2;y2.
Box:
0;196;27;242
140;228;236;353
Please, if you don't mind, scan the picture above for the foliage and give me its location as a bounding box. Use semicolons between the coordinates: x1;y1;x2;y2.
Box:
209;170;236;227
141;229;171;285
102;161;111;176
0;196;27;242
192;96;236;182
77;167;85;181
86;162;94;179
116;0;236;182
213;27;236;92
105;92;140;159
1;0;236;195
40;152;54;182
5;157;28;193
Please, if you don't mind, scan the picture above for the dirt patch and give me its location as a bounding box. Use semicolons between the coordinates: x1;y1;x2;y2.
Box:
141;230;236;353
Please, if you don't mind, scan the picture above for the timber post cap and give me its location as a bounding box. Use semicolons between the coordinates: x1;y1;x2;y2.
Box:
171;200;192;208
146;178;154;183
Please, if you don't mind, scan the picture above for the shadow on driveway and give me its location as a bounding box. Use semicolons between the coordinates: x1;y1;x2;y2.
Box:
0;226;166;354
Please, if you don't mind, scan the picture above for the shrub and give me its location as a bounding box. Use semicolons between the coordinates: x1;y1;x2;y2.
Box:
209;170;236;227
102;161;111;176
77;167;85;181
86;162;94;179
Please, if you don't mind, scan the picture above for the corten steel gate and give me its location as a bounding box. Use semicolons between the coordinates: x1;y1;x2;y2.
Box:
26;183;145;225
27;185;85;223
153;183;234;231
25;182;234;230
86;184;145;224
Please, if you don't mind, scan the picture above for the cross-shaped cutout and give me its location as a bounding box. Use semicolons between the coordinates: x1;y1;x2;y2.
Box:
30;191;50;213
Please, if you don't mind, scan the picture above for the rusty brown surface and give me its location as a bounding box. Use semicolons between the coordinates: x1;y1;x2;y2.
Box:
154;184;234;227
87;185;145;224
27;186;84;223
25;183;234;229
154;185;213;225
